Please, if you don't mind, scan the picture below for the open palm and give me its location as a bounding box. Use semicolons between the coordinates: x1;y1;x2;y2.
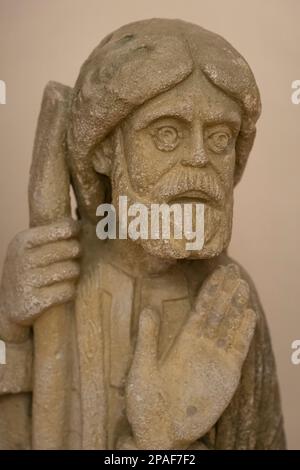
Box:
126;264;256;449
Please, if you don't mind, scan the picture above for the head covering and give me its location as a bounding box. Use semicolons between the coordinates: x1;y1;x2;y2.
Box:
67;18;261;221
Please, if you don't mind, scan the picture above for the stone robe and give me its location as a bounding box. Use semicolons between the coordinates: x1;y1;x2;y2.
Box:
0;252;286;450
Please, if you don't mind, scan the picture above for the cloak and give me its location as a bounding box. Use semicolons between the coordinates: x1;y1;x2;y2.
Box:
0;254;286;450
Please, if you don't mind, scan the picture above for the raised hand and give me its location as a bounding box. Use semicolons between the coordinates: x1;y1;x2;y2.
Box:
126;264;256;449
0;218;80;340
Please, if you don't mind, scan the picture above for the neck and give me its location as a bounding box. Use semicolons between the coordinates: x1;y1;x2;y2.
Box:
100;238;176;276
81;221;226;279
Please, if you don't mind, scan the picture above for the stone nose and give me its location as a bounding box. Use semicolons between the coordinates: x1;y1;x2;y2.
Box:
181;127;209;168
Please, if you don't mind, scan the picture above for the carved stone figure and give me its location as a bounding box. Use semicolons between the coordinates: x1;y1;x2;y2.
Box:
0;19;286;450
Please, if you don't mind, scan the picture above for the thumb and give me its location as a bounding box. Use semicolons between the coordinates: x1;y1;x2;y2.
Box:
135;307;160;364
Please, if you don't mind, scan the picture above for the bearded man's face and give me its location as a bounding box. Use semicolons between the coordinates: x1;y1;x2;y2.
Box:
109;70;242;259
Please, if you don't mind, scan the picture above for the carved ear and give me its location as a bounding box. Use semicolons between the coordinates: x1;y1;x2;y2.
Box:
92;135;114;177
234;127;257;186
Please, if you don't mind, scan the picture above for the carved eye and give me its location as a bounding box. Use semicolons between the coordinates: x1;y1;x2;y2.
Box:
151;126;181;151
206;128;232;154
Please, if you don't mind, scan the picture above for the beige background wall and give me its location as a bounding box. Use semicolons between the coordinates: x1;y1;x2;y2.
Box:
0;0;299;449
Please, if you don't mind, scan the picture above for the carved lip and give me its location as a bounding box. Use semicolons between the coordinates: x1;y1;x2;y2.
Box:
168;190;209;205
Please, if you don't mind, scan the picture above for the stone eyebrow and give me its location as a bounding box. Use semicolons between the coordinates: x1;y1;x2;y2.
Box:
203;112;242;132
132;107;241;132
132;105;193;130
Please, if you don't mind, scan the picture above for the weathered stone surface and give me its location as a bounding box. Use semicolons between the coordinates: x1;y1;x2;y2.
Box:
0;19;285;450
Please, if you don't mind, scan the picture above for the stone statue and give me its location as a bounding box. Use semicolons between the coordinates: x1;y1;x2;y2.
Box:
0;19;286;450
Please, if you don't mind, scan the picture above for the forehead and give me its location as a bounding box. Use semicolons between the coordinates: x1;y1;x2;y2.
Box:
126;69;241;129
